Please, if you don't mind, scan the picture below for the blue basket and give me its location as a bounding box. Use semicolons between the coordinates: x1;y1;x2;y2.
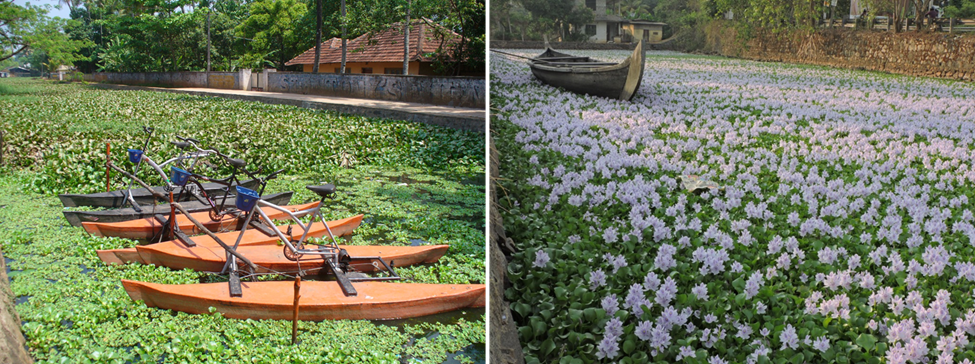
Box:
235;186;260;212
128;149;143;164
170;167;191;186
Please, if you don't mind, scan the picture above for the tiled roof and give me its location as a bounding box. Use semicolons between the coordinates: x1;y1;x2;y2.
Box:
286;19;463;66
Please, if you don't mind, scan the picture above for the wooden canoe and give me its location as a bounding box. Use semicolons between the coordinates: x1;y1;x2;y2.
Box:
82;201;321;240
133;243;449;273
529;41;645;101
122;280;486;320
97;214;364;265
62;191;293;227
58;179;261;208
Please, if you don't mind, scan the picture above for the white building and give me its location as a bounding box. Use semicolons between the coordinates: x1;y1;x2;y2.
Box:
579;0;625;42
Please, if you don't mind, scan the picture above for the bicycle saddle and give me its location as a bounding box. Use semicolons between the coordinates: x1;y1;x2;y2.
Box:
172;141;190;149
306;184;336;198
227;158;247;169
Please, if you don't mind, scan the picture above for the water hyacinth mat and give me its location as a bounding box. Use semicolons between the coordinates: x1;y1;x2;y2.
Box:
0;78;485;363
492;50;975;364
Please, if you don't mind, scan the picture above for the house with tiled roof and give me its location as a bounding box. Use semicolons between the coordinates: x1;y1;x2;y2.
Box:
286;19;471;76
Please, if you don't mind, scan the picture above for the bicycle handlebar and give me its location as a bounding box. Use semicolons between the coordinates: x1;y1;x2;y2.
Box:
265;168;286;180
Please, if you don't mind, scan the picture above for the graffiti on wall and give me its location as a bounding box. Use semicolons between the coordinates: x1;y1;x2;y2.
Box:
267;73;485;108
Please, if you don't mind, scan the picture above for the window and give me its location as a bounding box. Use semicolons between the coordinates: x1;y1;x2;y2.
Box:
361;67;373;74
384;68;404;74
585;24;597;36
585;0;596;10
334;68;341;73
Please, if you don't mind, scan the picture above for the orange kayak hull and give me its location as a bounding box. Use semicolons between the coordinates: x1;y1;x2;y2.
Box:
96;214;364;265
83;202;321;240
122;280;486;321
136;243;449;273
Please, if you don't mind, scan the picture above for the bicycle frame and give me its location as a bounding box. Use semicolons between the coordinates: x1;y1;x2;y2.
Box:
221;189;401;297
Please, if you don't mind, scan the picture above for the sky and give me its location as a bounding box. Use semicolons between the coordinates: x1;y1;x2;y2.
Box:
13;0;73;19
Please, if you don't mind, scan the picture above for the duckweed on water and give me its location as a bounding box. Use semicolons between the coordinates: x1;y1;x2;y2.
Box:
0;78;485;363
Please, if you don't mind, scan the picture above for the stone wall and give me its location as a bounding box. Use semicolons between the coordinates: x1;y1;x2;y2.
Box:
266;72;485;109
489;137;525;364
491;41;637;50
701;23;975;82
492;39;677;51
84;70;251;90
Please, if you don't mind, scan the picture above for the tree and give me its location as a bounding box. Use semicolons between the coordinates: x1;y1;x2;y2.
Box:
236;0;307;70
1;1;40;62
521;0;581;40
26;15;91;73
312;0;321;73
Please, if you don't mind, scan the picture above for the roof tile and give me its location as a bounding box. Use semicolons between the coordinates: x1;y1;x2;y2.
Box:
286;18;463;66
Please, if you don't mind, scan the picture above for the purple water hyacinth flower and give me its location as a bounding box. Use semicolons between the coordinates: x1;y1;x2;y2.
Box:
735;321;753;340
602;294;619;316
656;277;678;306
603;226;619;244
780;324;799;350
635;320;654;341
692;283;708;301
533;250;550;268
595;335;619;360
608;254;627;274
655;244;678;271
745;272;764;298
704;313;718;323
756;301;767;314
624;283;650;315
693;247;730;275
708;356;728;364
605;316;623;338
676;346;695;361
644;271;660;291
813;336;830;352
589;269;607;290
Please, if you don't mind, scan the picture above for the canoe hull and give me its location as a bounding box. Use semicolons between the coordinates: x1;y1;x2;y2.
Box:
529;42;645;101
96;215;365;265
59;179;261;208
63;191;293;227
136;243;449;273
82;201;321;240
122;280;486;321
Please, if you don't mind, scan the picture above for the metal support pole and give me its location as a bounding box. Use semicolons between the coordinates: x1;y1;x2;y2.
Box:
292;276;301;344
105;142;111;192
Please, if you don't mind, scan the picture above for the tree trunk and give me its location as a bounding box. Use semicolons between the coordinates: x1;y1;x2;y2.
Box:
403;0;410;75
341;0;347;74
206;9;211;73
313;0;322;73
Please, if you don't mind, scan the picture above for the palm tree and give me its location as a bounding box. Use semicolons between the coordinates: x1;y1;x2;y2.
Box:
619;0;650;19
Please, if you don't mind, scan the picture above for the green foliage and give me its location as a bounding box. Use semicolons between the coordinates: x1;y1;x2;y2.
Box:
235;0;308;71
0;1;40;62
944;0;975;18
0;79;482;194
0;78;485;362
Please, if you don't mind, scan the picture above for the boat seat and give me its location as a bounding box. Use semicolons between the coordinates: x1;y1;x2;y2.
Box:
227;158;247;169
306;184;336;198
